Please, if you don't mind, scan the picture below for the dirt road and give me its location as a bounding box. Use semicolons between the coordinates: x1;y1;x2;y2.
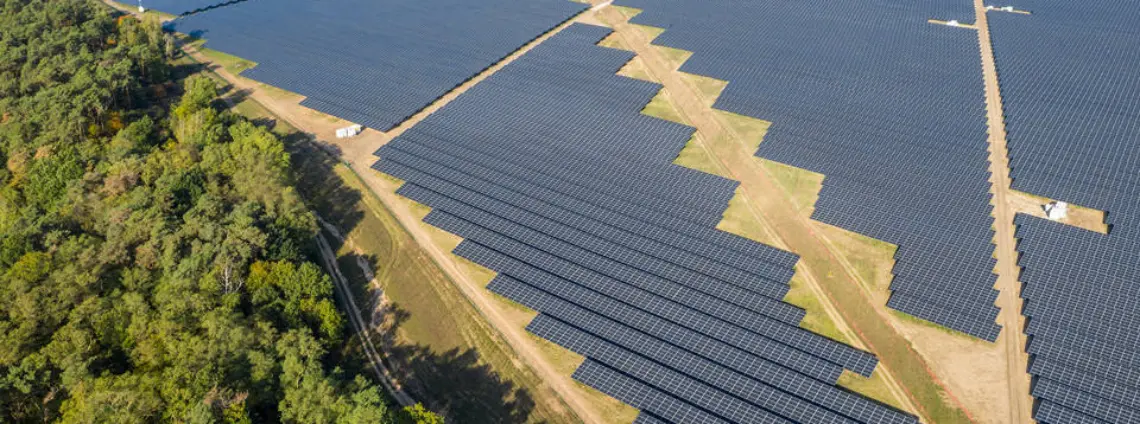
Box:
595;5;993;422
971;1;1035;423
107;0;1021;420
168;10;609;424
315;230;417;407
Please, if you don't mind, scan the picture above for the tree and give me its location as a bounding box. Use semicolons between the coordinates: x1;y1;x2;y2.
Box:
0;1;406;421
402;404;446;424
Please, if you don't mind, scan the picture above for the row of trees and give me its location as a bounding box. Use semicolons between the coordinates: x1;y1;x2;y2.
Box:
0;0;439;422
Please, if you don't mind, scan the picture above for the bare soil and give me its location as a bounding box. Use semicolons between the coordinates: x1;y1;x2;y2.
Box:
973;0;1037;421
171;14;615;423
594;4;959;421
1007;190;1107;234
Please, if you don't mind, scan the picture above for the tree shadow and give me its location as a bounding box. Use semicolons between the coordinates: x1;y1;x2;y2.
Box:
378;303;537;424
220;87;254;109
326;250;538;422
283;134;363;238
171;61;207;81
264;123;536;422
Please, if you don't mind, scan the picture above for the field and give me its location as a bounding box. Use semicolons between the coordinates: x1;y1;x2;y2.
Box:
173;50;592;422
292;148;587;423
598;5;999;422
164;1;1016;422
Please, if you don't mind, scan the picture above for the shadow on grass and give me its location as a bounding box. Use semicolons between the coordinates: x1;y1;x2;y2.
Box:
289;135;362;235
220;87;254;109
380;303;537;424
280;127;537;423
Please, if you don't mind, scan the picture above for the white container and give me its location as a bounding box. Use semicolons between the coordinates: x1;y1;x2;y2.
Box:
336;124;363;139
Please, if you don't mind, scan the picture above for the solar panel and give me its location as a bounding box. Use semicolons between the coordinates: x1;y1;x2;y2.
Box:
167;0;587;131
992;0;1140;420
612;0;1001;340
370;23;915;422
139;0;233;16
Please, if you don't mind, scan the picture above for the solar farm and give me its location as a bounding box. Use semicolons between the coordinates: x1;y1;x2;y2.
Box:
159;0;1140;422
138;0;238;15
991;0;1140;422
616;0;1000;341
372;24;920;423
168;0;586;131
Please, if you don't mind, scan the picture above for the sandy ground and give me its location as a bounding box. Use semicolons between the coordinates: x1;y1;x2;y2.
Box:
592;4;946;420
594;2;1038;423
314;229;417;407
105;0;1050;421
1007;190;1107;233
169;14;613;424
972;0;1036;422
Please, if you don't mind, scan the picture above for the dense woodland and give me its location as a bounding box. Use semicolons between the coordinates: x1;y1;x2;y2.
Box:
0;0;439;422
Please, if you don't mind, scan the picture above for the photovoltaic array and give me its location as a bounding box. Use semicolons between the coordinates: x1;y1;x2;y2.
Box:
372;24;918;424
614;0;999;340
141;0;229;15
139;0;235;16
991;1;1140;422
992;3;1140;216
167;0;586;131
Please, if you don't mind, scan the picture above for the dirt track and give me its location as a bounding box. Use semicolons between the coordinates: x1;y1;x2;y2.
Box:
108;0;1036;420
971;0;1036;422
315;229;417;407
592;5;956;421
170;12;610;424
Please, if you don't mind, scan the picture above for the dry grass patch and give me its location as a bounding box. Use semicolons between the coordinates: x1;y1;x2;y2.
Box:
1008;190;1107;233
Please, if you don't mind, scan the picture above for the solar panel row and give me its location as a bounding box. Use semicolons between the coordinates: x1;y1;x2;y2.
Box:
1014;217;1140;424
167;0;586;131
992;0;1140;422
613;0;1001;340
372;23;917;423
139;0;235;16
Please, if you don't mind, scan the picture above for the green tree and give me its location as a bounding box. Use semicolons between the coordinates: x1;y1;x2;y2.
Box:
0;1;404;421
402;403;446;424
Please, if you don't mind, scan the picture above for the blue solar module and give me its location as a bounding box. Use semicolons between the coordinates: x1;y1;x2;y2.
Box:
139;0;234;16
613;0;1000;340
166;0;586;131
632;412;670;424
371;23;917;423
992;0;1140;421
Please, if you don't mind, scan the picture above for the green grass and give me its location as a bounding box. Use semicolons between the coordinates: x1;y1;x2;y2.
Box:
717;110;771;152
655;45;692;68
783;273;849;344
194;45;257;74
181;36;304;102
891;310;978;340
712;99;825;215
625;24;691;68
673;135;722;176
621;59;654;81
608;28;969;418
624;39;918;417
814;224;897;294
752;146;970;422
681;73;727;103
294;151;582;424
198;57;581;421
180;37;259;79
715;190;781;246
108;0;176;20
759;159;823;214
641;89;687;124
838;371;910;412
